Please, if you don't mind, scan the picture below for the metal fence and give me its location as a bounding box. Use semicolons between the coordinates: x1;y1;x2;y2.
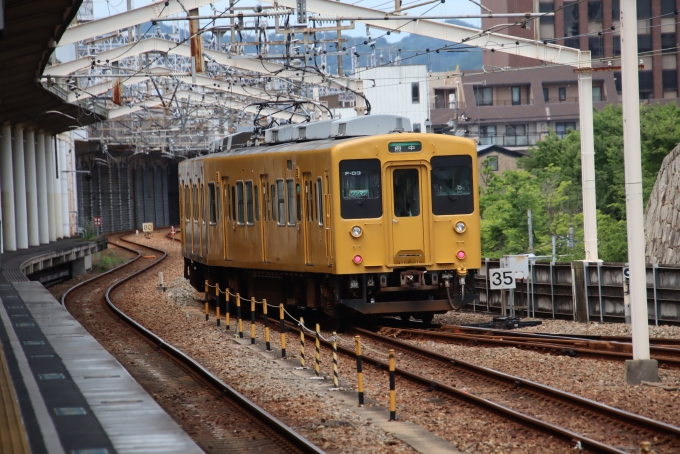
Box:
473;259;680;325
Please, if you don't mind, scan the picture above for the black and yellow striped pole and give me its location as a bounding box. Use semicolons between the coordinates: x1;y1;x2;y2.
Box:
355;336;364;406
215;284;220;327
389;349;396;421
279;304;286;358
314;324;321;377
250;297;256;345
263;299;271;351
299;317;306;368
236;293;243;338
225;290;230;331
332;332;339;388
204;280;209;321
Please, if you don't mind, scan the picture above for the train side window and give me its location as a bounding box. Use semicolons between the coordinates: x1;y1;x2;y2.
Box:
184;185;190;221
430;155;474;215
225;185;230;220
246;181;254;225
277;180;285;226
287;179;295;225
317;177;323;226
236;181;245;225
339;159;382;219
306;182;312;222
231;185;236;221
296;183;302;222
271;184;277;222
254;185;260;221
200;183;205;224
217;185;221;221
208;183;217;224
192;185;198;221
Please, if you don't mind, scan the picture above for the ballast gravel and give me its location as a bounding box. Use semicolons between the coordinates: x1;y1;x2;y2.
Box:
106;231;680;453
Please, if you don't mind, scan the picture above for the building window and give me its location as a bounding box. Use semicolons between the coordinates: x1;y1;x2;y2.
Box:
558;87;567;101
485;155;499;171
555;122;576;139
411;82;420;103
474;87;493;106
506;124;527;146
662;33;676;53
479;125;496;145
543;87;549;102
587;1;602;20
662;0;676;15
589;38;603;59
539;1;555;41
592;86;603;102
511;86;521;105
564;1;579;37
413;123;422;133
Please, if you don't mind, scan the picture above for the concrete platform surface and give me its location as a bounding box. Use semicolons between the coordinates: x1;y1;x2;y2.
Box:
0;281;203;454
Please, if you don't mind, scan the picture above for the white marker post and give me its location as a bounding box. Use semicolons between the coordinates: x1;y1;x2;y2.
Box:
620;0;657;384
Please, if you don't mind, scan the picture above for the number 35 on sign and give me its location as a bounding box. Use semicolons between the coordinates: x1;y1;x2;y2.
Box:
489;268;516;290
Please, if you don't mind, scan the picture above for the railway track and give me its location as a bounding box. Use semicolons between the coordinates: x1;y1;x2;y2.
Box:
274;319;680;453
372;325;680;367
61;232;322;454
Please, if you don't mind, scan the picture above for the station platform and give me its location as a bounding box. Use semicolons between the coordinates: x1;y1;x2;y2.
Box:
0;280;202;453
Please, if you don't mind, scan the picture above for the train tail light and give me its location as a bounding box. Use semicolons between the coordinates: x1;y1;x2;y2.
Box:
457;250;466;260
353;255;363;264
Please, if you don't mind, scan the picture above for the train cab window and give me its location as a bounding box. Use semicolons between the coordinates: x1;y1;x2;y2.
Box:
255;185;260;221
236;181;245;225
208;183;217;224
287;179;295;225
393;169;420;217
340;159;382;219
430;155;474;215
246;181;254;225
277;180;285;226
316;177;324;226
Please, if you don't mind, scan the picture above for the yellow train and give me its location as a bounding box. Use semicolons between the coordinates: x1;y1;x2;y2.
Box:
180;115;480;321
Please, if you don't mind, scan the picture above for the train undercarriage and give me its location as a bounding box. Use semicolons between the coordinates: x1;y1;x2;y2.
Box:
186;259;478;321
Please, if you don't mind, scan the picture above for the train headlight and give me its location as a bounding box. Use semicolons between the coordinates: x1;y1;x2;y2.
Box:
454;221;466;233
350;225;363;237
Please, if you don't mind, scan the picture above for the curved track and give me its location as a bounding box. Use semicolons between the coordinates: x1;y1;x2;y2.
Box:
62;232;322;454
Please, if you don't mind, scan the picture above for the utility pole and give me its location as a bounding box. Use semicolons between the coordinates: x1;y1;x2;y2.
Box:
620;0;657;385
527;208;534;254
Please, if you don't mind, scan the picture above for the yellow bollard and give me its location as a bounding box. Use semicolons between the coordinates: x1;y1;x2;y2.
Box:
263;299;271;351
279;304;286;358
355;336;364;406
250;297;256;345
389;349;396;421
315;324;321;377
237;293;243;338
331;332;339;388
204;280;209;321
225;290;230;331
299;317;306;368
215;284;220;327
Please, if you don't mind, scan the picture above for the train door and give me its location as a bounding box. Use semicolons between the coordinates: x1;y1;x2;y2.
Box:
388;165;426;265
221;176;229;260
191;182;197;254
323;171;333;265
259;174;268;262
302;172;313;265
201;181;207;257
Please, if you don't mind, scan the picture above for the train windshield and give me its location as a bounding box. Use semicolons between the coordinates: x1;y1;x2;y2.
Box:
430;155;474;215
340;159;382;219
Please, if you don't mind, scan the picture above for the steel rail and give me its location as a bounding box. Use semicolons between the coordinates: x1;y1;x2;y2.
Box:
374;326;680;367
278;321;626;453
62;231;324;454
352;327;680;449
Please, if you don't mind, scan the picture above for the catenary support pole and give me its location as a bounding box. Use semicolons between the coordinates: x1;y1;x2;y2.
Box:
53;137;63;240
1;124;16;252
620;0;657;384
45;135;57;242
13;127;28;249
24;131;39;247
36;133;49;244
577;52;598;261
59;140;70;238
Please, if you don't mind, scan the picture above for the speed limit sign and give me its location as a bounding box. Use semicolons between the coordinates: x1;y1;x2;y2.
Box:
489;268;516;290
142;222;154;233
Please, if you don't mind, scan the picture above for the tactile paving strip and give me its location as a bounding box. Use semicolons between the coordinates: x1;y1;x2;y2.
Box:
0;284;115;454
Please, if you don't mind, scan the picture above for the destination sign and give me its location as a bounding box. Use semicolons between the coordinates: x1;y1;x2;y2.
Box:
388;141;422;153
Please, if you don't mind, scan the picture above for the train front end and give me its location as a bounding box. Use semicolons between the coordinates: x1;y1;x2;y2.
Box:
331;133;481;319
